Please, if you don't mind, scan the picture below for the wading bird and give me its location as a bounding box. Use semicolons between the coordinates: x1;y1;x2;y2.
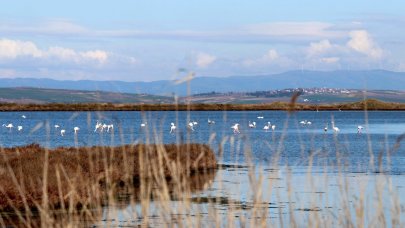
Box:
140;122;147;128
21;115;26;119
263;122;271;132
74;127;80;134
60;129;66;136
231;123;240;134
208;119;215;125
107;124;114;133
170;123;176;133
271;125;276;131
331;121;339;133
2;123;13;131
54;124;60;130
248;121;256;128
188;122;195;131
357;125;364;134
17;126;23;131
94;121;103;132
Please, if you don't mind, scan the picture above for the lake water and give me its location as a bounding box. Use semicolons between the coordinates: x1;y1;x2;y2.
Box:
1;110;404;173
1;110;404;226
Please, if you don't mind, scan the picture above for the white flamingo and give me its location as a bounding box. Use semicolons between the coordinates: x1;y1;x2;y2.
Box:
21;115;26;119
192;121;198;125
331;121;339;133
74;127;80;134
324;124;328;132
271;125;276;131
263;122;271;132
357;125;364;134
102;124;108;132
17;126;23;131
140;122;147;128
257;116;264;119
231;123;240;134
3;123;13;131
170;123;176;133
94;121;102;132
188;122;195;131
248;121;256;128
107;124;114;133
60;129;66;136
54;124;60;129
208;119;215;125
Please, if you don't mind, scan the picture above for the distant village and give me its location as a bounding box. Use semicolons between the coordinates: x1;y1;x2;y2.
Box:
193;88;356;98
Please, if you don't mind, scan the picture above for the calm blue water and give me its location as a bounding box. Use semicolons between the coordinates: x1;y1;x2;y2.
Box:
1;111;404;173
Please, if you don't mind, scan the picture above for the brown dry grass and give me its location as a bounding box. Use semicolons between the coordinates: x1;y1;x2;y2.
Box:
0;143;216;211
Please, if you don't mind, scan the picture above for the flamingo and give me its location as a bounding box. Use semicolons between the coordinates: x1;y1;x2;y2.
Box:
60;129;66;136
94;121;102;132
331;121;339;133
192;121;198;125
188;122;195;131
170;123;176;133
357;125;364;134
102;124;108;132
54;124;60;129
107;124;114;132
271;125;276;131
257;116;264;119
17;126;23;131
2;123;13;131
263;122;271;132
231;123;240;134
21;115;26;119
324;124;328;132
140;122;147;128
208;119;215;125
248;121;256;128
74;127;80;134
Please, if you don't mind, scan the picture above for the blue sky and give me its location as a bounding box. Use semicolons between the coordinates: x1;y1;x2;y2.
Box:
0;0;404;81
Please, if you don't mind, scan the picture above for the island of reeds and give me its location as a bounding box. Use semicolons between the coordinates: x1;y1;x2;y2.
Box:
0;143;216;213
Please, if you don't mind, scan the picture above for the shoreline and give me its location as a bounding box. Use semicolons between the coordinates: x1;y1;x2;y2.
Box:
0;99;404;111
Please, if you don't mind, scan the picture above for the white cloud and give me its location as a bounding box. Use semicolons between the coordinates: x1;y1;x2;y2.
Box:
243;49;280;66
307;39;333;57
347;30;383;59
80;50;108;63
262;49;279;61
0;39;42;59
0;38;108;64
195;52;216;68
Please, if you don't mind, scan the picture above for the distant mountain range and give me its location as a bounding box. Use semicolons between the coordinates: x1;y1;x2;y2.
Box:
0;70;404;96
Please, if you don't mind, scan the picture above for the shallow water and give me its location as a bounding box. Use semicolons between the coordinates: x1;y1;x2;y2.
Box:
1;110;404;173
1;110;404;226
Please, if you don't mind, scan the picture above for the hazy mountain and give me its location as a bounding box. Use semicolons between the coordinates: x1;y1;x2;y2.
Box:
1;70;404;96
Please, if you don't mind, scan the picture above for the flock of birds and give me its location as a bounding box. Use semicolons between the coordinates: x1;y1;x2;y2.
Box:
1;114;365;136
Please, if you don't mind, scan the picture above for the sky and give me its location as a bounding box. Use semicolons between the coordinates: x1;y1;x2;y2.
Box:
0;0;404;81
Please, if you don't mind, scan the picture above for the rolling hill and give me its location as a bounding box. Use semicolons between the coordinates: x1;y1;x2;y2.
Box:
0;70;404;96
0;87;174;104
